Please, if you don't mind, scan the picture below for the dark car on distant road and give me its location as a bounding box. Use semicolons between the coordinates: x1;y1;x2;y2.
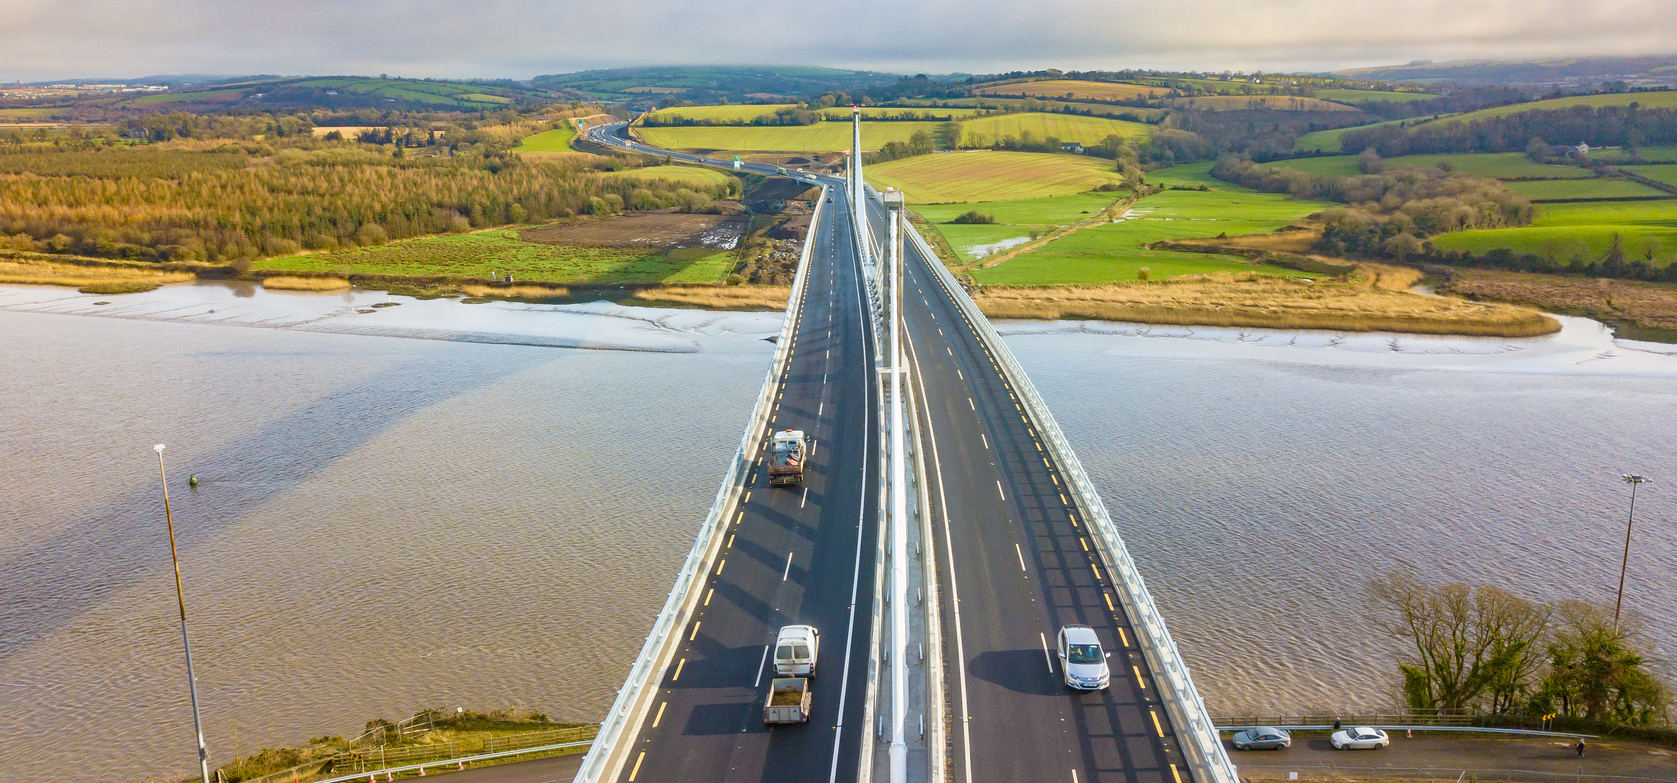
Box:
1230;726;1291;750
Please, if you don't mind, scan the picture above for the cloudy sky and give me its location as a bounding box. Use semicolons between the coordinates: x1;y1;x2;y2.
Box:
3;0;1675;82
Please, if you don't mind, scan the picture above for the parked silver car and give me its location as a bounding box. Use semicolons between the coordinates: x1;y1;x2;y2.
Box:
1331;726;1390;750
1055;625;1111;690
1230;726;1291;750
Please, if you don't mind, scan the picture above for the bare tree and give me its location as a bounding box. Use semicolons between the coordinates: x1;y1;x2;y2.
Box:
1370;572;1549;712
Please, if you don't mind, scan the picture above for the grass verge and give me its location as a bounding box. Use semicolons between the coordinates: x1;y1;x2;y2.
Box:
971;262;1558;337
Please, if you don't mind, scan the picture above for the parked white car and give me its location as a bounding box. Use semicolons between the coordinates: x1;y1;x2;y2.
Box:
1331;726;1390;750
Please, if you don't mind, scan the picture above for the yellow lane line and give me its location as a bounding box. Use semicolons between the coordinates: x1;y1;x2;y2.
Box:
690;622;701;641
652;702;668;728
673;658;687;681
1133;665;1146;690
629;752;646;781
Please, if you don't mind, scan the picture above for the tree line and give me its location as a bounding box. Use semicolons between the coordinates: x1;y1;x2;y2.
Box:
1372;572;1670;724
0;137;732;265
1341;105;1677;158
1211;154;1534;260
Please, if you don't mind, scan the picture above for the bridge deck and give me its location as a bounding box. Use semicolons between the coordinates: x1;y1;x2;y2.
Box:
612;184;879;783
869;199;1193;783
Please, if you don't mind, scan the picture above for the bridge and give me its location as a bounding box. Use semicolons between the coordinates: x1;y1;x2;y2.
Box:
575;114;1237;783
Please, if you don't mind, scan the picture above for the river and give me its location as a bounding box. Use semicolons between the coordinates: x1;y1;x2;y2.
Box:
1;283;1673;781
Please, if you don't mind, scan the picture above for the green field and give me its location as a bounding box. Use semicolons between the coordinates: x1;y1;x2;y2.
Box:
914;193;1125;226
1505;178;1668;200
966;164;1333;285
1272;152;1595;179
1293;116;1456;153
867;151;1125;202
934;224;1042;263
960;113;1151;146
973;79;1166;101
517;126;576;152
1165;95;1359;112
1314;89;1435;103
131;90;242;105
1593;147;1677;163
1421;91;1677;126
256;229;737;283
1625;165;1677;186
635;122;942;152
602;165;736;189
644;104;982;123
902;97;1168;122
1430;200;1677;260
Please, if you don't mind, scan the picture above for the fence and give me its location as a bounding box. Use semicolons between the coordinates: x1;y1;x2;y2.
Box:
1215;710;1477;729
329;725;596;775
903;220;1240;783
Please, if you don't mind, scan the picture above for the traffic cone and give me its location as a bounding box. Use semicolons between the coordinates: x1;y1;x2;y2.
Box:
457;761;465;771
418;767;426;777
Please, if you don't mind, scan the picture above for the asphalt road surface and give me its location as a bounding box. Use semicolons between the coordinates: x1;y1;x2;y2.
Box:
589;126;881;783
858;197;1194;783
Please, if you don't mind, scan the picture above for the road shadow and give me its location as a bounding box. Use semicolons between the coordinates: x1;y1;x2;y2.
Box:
681;701;754;736
967;649;1062;696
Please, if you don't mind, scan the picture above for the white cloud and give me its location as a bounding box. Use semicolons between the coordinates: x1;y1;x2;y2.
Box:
0;0;1672;81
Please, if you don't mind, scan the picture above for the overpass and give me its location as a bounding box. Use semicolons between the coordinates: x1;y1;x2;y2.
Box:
576;117;1236;783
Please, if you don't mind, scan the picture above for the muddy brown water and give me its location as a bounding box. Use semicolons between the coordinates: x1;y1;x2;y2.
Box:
2;305;1674;782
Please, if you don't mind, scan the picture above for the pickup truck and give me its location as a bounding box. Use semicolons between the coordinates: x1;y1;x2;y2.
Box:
774;624;819;676
767;429;807;486
763;677;812;724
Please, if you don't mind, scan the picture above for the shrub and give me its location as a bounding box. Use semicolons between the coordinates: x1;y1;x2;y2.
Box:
949;210;994;225
1137;267;1152;281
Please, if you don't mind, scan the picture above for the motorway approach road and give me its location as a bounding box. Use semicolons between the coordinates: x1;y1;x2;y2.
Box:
588;124;883;783
857;197;1196;783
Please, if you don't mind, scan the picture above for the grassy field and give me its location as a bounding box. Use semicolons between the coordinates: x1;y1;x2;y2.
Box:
866;151;1125;202
1314;89;1435;103
971;171;1337;286
255;229;738;284
518;126;576;152
933;224;1042;263
1421;91;1677;126
1505;178;1668;200
973;80;1165;101
131;90;242;105
1293;116;1458;153
914;193;1124;225
1596;147;1677;163
1430;201;1677;260
1625;165;1677;186
1165;95;1359;112
903;97;1169;121
1272;152;1596;179
642;104;981;122
960;113;1151;146
601;165;737;188
634;122;942;152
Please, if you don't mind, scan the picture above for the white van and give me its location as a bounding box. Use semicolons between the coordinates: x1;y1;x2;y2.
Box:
774;625;820;677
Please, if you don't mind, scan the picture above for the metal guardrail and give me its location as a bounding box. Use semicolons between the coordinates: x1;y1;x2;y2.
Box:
314;740;595;783
1219;725;1594;738
572;185;827;783
903;222;1240;783
1235;766;1673;783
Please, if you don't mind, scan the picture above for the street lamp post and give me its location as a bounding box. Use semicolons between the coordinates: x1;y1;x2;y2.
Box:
1613;474;1652;634
155;444;211;783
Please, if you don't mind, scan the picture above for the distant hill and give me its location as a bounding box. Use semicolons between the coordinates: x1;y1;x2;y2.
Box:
534;66;900;106
1;76;564;120
1337;56;1677;87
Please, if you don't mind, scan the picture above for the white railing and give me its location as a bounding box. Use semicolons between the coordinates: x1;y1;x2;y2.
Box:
572;186;828;783
903;223;1240;783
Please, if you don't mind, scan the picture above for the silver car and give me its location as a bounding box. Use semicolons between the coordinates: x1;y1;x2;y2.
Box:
1331;726;1390;750
1056;625;1111;690
1230;726;1291;750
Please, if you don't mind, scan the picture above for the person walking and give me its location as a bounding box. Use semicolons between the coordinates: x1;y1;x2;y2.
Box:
1333;719;1342;732
1576;738;1586;757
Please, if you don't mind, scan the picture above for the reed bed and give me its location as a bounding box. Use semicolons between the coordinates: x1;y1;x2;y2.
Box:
262;275;351;291
629;284;792;310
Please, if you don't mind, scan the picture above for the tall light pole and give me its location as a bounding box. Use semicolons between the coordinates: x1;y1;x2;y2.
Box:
155;444;211;783
1613;474;1651;634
